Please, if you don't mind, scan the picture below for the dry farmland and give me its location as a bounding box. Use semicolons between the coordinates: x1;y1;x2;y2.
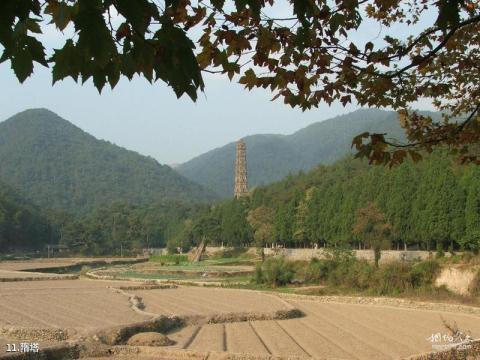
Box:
1;259;480;359
134;287;289;317
166;298;480;359
0;280;150;329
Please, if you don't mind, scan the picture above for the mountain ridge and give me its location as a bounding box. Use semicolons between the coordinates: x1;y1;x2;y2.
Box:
177;108;409;198
0;109;217;214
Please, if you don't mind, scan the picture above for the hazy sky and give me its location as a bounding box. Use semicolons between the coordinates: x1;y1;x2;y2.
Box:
0;65;362;164
0;6;436;165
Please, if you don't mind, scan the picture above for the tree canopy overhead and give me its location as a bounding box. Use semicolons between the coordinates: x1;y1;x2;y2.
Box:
1;0;479;164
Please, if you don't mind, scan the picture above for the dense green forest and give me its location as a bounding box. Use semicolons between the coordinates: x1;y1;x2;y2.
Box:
171;151;480;253
0;181;53;252
1;109;477;256
58;150;480;256
0;109;216;214
49;201;208;256
177;109;416;198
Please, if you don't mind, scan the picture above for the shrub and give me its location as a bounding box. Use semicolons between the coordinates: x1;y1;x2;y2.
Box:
301;258;330;284
341;259;375;290
448;244;455;255
256;255;443;296
436;243;445;259
409;259;440;287
327;256;358;287
80;265;92;275
166;239;179;254
374;262;412;295
255;257;294;287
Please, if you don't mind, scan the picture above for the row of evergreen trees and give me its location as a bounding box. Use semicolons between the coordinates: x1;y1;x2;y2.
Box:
4;150;479;256
171;151;480;253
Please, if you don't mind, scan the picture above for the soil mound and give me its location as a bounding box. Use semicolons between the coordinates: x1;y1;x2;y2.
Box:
126;332;175;346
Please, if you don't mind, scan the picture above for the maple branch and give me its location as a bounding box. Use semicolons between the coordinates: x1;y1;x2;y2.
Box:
382;103;480;149
384;14;480;79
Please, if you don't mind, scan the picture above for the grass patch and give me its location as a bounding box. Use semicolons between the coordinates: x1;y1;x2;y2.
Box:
205;257;256;266
117;271;200;280
222;281;297;294
149;254;188;265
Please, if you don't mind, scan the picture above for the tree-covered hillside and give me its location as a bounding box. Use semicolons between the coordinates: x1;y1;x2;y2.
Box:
0;109;217;214
171;151;480;253
0;181;52;253
177;109;409;198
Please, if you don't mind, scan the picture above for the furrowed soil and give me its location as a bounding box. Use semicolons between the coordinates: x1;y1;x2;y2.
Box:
159;295;480;359
0;269;76;281
0;280;150;329
2;260;480;359
134;287;289;316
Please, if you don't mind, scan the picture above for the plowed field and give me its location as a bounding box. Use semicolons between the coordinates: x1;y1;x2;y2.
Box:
166;297;480;359
1;273;480;359
135;287;290;316
0;280;149;329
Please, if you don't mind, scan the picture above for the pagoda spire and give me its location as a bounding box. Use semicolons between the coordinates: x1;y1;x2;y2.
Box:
234;139;248;198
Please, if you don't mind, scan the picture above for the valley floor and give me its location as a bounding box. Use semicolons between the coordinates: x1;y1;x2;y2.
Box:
0;259;479;359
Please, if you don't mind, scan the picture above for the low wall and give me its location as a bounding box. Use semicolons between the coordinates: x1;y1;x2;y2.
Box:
203;246;440;263
263;248;439;263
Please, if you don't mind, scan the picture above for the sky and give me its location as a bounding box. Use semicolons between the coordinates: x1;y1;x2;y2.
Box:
0;4;437;165
0;66;358;165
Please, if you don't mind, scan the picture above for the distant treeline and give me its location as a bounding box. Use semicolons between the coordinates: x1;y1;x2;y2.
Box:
168;151;480;254
3;151;480;256
47;201;208;256
0;182;54;253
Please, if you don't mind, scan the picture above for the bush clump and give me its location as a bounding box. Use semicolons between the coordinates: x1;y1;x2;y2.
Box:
255;257;294;287
255;253;442;296
409;259;440;287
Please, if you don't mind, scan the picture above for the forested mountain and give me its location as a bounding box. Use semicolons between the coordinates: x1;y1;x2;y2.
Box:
0;180;53;252
0;109;216;214
177;109;410;198
169;151;480;253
